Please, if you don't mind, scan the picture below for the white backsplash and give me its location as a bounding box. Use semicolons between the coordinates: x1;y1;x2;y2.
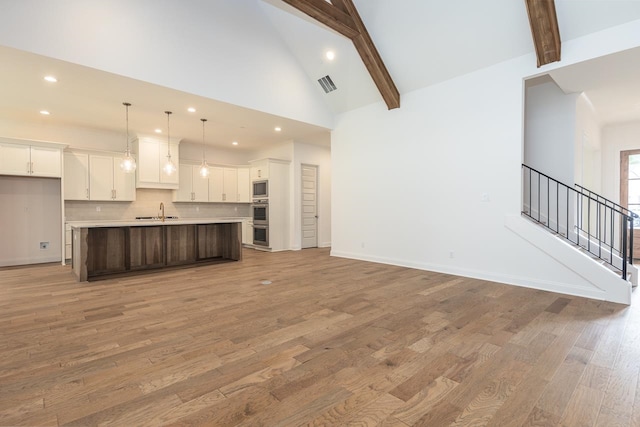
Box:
65;188;250;221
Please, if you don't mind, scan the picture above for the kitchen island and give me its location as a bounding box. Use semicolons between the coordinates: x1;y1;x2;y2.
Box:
69;218;242;281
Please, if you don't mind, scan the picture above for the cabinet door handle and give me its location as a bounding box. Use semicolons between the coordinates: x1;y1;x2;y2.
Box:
191;192;195;201
86;188;89;199
113;189;117;199
27;162;31;174
31;162;34;174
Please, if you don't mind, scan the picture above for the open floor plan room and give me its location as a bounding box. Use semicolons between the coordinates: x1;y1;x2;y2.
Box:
1;248;639;426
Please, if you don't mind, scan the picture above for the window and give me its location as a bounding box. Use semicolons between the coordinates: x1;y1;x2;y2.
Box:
620;149;640;228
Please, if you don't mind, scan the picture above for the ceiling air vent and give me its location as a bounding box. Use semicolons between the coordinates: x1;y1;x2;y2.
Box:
318;75;337;93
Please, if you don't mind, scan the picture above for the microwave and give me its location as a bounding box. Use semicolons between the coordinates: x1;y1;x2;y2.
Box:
253;180;268;198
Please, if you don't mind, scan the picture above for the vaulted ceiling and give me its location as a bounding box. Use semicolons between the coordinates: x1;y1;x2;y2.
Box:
0;0;639;152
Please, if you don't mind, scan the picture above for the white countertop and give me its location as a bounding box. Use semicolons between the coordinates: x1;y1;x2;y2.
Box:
67;217;246;228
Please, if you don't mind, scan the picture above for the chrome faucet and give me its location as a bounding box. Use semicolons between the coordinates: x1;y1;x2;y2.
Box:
159;202;165;222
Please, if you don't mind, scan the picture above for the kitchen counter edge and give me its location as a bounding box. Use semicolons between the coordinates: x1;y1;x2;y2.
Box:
67;217;247;228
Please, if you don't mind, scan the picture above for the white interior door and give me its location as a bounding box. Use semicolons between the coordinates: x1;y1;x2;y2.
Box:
301;164;318;249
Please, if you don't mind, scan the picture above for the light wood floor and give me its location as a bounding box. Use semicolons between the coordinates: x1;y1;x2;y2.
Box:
1;248;639;426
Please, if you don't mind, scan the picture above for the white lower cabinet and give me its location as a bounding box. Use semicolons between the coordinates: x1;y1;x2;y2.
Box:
242;219;253;245
174;164;209;202
65;224;72;260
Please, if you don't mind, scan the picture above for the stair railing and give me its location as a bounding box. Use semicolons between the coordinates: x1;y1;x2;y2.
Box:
522;164;635;280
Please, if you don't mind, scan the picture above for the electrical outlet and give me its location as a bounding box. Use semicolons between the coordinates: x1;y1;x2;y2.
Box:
40;242;49;250
449;250;454;258
96;206;101;212
196;206;199;212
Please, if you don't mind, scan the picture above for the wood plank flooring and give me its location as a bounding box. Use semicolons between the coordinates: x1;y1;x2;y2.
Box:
1;248;639;426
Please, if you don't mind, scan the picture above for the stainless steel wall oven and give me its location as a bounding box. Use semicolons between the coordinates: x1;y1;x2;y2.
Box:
252;199;269;246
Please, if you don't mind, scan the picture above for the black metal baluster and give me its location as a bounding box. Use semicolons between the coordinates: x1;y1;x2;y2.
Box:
587;196;591;252
556;182;560;234
629;217;634;265
622;219;628;280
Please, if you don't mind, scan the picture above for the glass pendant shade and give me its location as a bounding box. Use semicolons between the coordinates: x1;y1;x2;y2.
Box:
199;160;210;178
163;111;175;176
121;150;136;173
199;118;210;178
120;102;136;173
163;155;176;175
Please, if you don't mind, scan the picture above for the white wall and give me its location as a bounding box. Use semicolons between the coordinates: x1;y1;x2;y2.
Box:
524;76;579;185
331;19;640;301
0;0;332;129
575;93;602;192
601;121;640;204
0;176;61;266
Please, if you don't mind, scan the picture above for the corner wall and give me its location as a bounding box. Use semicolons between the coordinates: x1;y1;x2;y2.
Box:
331;20;640;302
524;76;579;185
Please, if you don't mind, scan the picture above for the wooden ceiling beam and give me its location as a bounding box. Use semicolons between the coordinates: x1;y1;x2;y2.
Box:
281;0;400;110
280;0;359;38
341;0;400;110
525;0;561;67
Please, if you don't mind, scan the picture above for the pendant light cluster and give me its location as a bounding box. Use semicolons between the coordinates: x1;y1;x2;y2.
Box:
199;118;210;178
120;103;211;177
120;102;136;173
162;111;177;176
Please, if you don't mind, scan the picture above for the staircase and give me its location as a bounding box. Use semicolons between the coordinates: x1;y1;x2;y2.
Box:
521;164;637;290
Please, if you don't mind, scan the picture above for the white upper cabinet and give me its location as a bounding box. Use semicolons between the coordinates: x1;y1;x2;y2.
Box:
173;163;251;204
89;155;114;200
174;164;209;202
223;168;238;202
208;167;225;203
0;141;62;177
88;154;135;201
134;136;180;189
0;143;31;176
250;159;269;180
64;150;135;201
64;152;89;200
237;167;251;203
208;167;241;203
112;155;136;201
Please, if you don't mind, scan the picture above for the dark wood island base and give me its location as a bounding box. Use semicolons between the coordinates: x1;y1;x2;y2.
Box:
71;221;242;281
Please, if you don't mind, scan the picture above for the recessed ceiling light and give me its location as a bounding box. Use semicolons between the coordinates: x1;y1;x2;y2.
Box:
44;76;57;83
155;128;162;133
40;110;50;115
325;50;335;61
274;127;281;132
187;107;196;113
232;141;238;146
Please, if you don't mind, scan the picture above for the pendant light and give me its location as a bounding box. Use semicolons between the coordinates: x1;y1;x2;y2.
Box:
162;110;176;176
120;102;136;173
199;118;210;178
